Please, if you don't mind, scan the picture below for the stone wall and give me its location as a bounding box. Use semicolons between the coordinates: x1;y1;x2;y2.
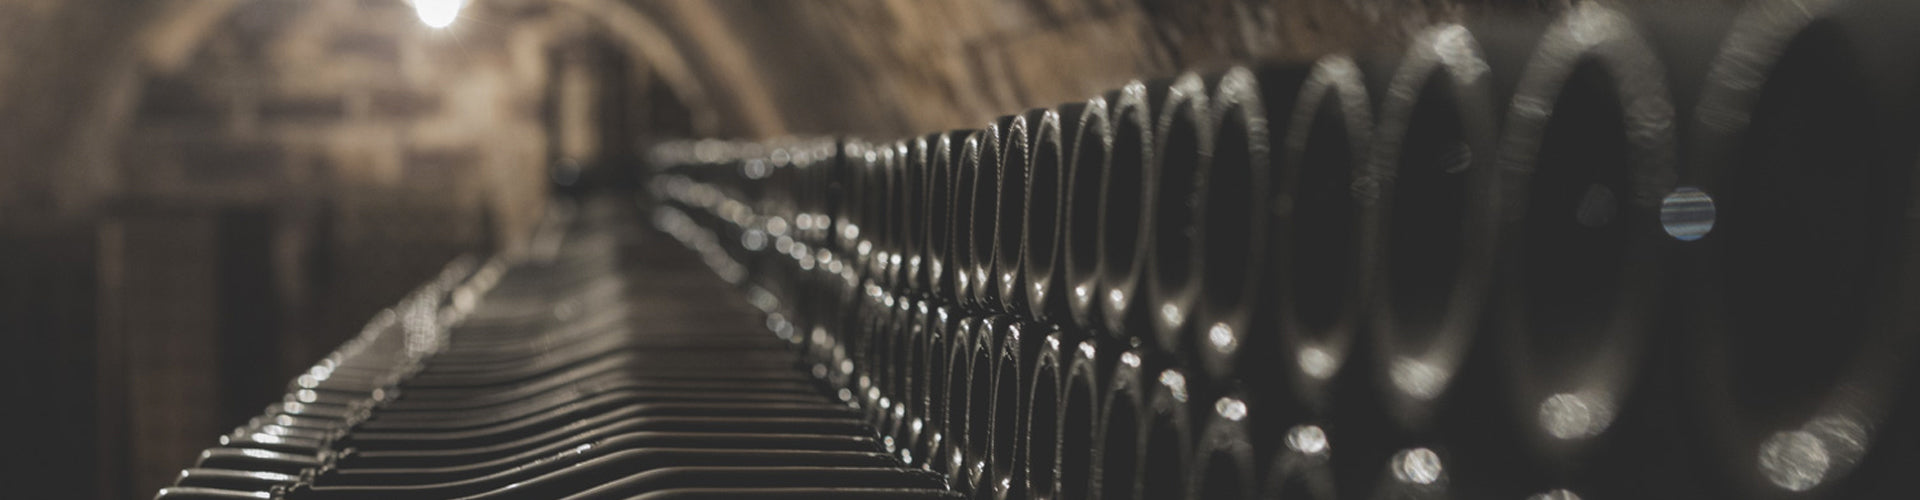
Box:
608;0;1580;138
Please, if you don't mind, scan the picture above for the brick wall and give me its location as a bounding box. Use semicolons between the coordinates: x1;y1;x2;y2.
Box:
123;0;551;241
612;0;1513;138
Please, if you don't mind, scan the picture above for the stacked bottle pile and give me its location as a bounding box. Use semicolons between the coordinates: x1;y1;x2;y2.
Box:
647;2;1920;499
156;202;965;499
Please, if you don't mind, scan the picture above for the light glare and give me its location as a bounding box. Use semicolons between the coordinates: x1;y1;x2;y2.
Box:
414;0;465;29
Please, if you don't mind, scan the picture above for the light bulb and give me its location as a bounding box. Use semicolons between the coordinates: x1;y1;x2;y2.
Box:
414;0;465;29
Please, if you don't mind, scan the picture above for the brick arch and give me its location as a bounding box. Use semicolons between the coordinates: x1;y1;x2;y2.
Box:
134;0;722;134
554;0;729;135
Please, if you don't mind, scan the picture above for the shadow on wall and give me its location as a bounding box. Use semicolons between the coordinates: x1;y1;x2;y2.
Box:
1;197;496;499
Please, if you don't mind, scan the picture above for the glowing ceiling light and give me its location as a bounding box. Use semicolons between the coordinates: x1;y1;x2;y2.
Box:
413;0;465;29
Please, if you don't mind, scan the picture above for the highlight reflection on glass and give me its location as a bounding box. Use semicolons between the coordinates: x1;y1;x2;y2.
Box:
1538;392;1613;439
1158;370;1188;402
1392;447;1444;485
246;471;294;482
1207;322;1236;353
1759;430;1829;492
1215;397;1247;421
1757;414;1871;492
1432;25;1489;82
1804;415;1868;473
1390;357;1446;400
1659;187;1715;241
1287;425;1329;455
1528;489;1582;500
1298;346;1337;380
